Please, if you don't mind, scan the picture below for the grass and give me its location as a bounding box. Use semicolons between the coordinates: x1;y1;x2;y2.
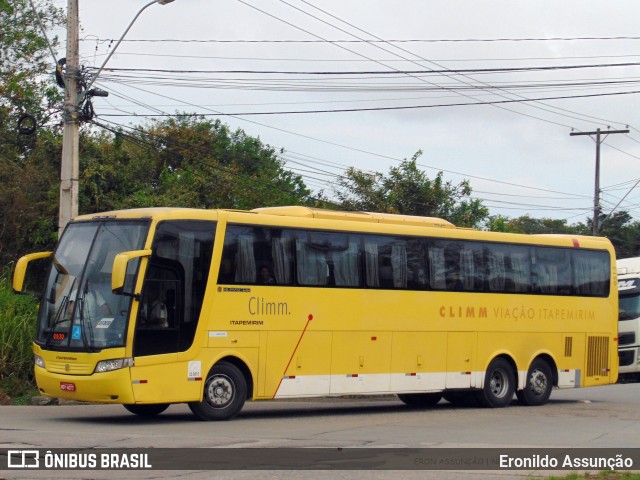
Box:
544;472;640;479
0;268;38;400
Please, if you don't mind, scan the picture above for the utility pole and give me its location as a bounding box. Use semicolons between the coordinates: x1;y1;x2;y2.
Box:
570;128;629;235
59;0;80;235
57;0;174;236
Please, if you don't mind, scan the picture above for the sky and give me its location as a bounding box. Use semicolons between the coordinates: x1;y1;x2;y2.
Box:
50;0;640;224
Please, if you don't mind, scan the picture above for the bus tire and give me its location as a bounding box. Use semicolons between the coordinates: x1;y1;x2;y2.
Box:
189;362;247;421
476;358;515;408
397;393;442;407
516;358;553;406
123;403;169;417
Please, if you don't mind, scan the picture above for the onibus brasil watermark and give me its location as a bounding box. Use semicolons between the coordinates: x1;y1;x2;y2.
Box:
2;448;638;471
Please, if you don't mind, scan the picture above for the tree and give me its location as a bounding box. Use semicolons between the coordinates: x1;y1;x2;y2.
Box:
0;1;64;264
593;211;640;259
79;116;313;213
0;0;64;130
486;215;576;234
333;151;489;227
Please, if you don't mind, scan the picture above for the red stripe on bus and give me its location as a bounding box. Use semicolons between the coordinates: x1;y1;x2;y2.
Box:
273;315;314;398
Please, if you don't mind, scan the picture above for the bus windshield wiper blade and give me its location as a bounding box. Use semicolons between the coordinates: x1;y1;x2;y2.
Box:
77;296;97;352
44;295;71;348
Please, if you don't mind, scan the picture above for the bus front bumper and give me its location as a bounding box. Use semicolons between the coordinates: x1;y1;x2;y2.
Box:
34;366;135;404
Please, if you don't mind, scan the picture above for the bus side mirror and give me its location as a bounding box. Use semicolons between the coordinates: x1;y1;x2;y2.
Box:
112;249;151;296
13;252;52;295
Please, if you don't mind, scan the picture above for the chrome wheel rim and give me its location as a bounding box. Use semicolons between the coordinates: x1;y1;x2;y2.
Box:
489;369;509;398
205;375;234;408
529;369;548;396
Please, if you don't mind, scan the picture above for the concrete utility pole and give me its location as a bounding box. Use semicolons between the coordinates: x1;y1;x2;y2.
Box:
570;128;629;235
57;0;175;236
59;0;80;235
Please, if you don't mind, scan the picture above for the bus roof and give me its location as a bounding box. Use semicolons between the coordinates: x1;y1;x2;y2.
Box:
251;206;455;229
70;206;613;252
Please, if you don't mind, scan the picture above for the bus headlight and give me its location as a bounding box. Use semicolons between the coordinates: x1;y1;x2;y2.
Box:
94;358;134;373
34;354;45;369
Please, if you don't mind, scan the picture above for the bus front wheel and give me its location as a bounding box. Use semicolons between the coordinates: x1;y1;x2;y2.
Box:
123;403;169;417
476;358;515;408
516;359;553;406
189;362;247;421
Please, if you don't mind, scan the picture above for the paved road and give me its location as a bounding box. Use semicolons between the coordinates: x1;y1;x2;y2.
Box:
1;382;639;480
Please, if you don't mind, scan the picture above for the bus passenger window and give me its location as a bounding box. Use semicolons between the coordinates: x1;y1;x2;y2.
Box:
218;258;234;284
448;272;464;290
534;247;571;295
364;235;410;289
271;235;293;285
295;236;329;286
573;250;609;296
428;247;446;290
258;265;276;284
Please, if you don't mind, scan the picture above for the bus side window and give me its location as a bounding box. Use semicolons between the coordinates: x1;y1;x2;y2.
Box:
219;226;257;285
573;250;609;296
406;239;428;289
534;247;572;295
295;232;329;286
462;242;487;292
271;233;294;285
235;234;257;283
427;245;446;290
487;247;506;292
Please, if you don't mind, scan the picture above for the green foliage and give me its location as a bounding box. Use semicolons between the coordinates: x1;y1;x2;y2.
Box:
0;0;65;124
78;116;313;213
0;269;38;394
593;211;640;259
0;128;61;265
486;214;577;234
0;0;64;265
333;151;489;227
543;472;640;480
486;211;640;260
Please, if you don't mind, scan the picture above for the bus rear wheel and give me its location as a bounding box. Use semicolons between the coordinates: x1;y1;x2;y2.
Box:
189;362;247;421
476;358;515;408
397;393;442;407
123;403;169;417
516;359;553;406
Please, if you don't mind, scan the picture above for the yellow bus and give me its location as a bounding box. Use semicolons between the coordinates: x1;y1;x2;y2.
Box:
13;206;618;420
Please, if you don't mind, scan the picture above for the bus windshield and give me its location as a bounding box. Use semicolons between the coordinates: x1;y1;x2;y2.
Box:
36;220;149;351
619;293;640;321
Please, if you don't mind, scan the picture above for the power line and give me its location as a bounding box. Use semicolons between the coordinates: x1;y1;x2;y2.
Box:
81;51;640;63
90;55;637;221
93;117;593;217
293;0;632;132
80;35;640;44
96;89;640;116
96;61;640;75
91;79;639;218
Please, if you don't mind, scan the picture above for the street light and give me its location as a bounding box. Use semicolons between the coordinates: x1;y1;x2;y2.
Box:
83;0;175;95
59;0;175;235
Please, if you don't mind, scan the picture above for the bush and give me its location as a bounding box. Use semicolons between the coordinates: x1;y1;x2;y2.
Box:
0;267;38;397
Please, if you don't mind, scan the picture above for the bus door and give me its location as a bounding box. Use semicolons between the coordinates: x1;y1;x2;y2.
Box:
130;220;216;404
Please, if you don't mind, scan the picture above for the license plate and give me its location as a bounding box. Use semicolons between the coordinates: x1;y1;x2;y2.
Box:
60;382;76;392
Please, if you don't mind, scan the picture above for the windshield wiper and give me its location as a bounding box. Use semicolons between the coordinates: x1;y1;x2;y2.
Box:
44;294;71;349
77;291;98;352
